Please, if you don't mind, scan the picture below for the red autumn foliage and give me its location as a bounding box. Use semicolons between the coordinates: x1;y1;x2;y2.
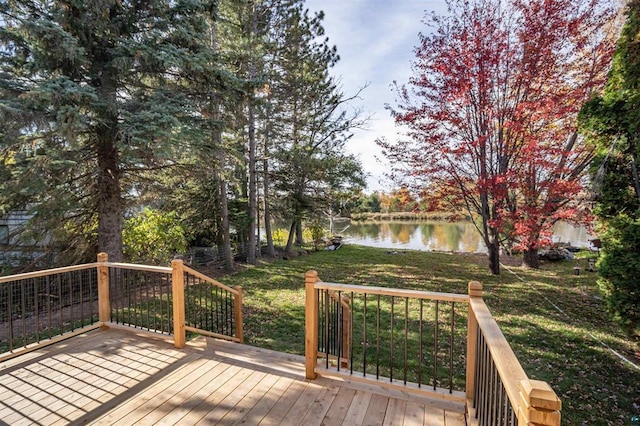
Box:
379;0;619;273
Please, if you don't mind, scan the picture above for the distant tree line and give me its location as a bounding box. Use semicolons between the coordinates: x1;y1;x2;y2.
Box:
0;0;366;269
353;188;430;215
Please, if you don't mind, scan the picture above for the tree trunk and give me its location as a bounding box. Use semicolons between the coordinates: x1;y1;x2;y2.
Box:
247;100;257;264
488;229;501;275
263;163;276;257
245;3;259;265
96;138;123;262
295;219;304;245
284;219;297;253
96;67;123;262
523;247;540;269
218;177;234;271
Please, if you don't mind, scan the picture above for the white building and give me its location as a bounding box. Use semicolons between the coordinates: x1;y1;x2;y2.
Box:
0;210;45;268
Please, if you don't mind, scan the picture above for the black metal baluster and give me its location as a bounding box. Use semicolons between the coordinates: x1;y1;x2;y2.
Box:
390;295;394;382
375;294;380;379
473;329;481;418
68;272;74;331
57;275;63;337
324;290;329;369
35;277;40;343
433;299;439;390
362;293;367;377
8;281;14;350
350;291;354;374
404;297;408;385
318;290;324;357
337;291;343;372
78;270;83;328
449;301;455;393
22;279;27;346
46;275;52;340
167;271;173;334
418;299;423;387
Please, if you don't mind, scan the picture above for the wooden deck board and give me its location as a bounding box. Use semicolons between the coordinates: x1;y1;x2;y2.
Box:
217;372;280;425
404;401;427;426
0;328;466;425
341;390;373;425
258;378;308;425
298;383;341;426
235;375;295;425
320;386;356;425
383;397;407;426
362;393;390;426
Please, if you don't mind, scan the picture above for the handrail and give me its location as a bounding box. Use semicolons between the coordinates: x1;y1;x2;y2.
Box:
0;263;98;283
470;296;527;410
1;253;243;358
173;259;243;347
306;270;470;402
316;281;470;303
1;263;100;362
183;264;240;295
101;261;172;274
467;282;562;425
306;271;562;426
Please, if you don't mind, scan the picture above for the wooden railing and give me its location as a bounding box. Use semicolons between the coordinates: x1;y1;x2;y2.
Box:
305;270;562;426
177;260;243;345
0;263;101;360
0;253;243;361
467;281;561;426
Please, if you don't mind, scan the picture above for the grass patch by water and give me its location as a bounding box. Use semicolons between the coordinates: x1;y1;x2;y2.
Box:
218;245;639;425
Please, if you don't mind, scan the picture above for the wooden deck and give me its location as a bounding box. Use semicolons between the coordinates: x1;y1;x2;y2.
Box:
0;328;466;425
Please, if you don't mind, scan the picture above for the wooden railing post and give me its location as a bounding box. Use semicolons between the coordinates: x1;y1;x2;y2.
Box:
305;270;319;379
234;285;244;343
97;252;110;328
466;281;483;400
172;259;186;348
518;379;562;425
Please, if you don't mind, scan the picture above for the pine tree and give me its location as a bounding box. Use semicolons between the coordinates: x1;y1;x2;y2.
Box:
265;1;366;253
579;0;640;334
0;0;222;263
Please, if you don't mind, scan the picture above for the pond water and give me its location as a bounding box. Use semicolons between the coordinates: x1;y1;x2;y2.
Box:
332;219;592;253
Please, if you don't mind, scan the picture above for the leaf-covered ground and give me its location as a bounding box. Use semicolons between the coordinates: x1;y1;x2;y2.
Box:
219;245;640;425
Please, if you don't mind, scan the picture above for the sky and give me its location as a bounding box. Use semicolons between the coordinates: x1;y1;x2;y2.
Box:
303;0;448;192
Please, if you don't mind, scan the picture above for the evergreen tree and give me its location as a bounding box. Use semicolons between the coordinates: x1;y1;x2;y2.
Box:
266;1;366;253
579;0;640;334
0;0;222;263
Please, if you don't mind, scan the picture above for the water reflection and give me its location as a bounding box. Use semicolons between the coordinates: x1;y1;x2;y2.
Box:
337;220;590;253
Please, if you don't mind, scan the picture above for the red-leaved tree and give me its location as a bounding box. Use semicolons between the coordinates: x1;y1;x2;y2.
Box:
379;0;618;273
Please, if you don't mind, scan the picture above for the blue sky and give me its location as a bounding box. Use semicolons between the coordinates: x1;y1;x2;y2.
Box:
304;0;448;192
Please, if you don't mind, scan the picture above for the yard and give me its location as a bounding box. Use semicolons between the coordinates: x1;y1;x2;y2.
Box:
218;245;639;425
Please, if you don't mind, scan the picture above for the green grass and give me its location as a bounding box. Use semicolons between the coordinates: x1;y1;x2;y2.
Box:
217;245;639;425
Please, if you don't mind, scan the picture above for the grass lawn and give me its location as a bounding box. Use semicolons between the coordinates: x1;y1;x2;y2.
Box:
219;244;639;425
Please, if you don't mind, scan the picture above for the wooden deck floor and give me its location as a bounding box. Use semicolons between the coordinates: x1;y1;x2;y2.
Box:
0;328;466;425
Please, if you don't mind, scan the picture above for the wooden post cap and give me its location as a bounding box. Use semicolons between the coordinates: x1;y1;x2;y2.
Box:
520;379;562;411
468;281;483;297
519;379;562;425
305;270;318;282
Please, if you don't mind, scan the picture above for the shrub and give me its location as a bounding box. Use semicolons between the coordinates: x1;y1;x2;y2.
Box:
272;228;289;247
123;208;187;264
596;217;640;336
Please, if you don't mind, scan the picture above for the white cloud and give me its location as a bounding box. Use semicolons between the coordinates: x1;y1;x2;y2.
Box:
304;0;447;191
